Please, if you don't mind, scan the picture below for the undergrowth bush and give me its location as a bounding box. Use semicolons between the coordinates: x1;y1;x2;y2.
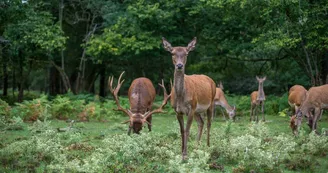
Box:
10;95;50;121
51;96;85;120
211;121;298;172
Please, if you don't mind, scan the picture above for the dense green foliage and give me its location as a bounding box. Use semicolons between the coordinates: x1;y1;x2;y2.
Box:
1;0;328;101
0;94;328;172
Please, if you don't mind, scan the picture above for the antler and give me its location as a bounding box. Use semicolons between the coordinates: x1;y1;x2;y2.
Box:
108;71;133;118
142;79;171;121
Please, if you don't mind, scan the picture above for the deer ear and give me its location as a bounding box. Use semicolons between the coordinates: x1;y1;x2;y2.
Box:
262;76;267;81
187;37;197;52
256;76;260;81
162;37;173;53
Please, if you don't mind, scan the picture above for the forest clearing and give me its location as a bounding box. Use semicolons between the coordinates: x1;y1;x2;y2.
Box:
1;0;328;172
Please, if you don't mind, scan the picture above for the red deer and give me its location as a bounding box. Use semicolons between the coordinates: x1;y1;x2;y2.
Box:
295;84;328;134
108;72;170;135
288;85;307;115
162;37;216;160
287;85;312;135
214;82;236;120
250;76;266;122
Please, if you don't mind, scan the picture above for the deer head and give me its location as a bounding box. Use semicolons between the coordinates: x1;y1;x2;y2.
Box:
256;76;266;101
227;106;236;120
162;37;197;71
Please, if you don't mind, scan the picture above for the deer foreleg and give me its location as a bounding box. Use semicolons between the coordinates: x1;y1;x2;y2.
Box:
206;105;214;147
221;107;226;120
183;110;194;160
176;114;185;159
127;126;132;135
250;105;254;121
261;102;265;122
312;108;320;133
194;113;204;142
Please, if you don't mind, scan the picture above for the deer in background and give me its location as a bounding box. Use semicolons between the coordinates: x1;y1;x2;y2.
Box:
162;37;216;160
295;84;328;134
250;76;266;122
108;71;170;135
214;81;236;121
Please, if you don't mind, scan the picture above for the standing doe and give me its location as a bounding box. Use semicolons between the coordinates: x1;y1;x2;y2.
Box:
108;71;170;135
250;76;266;122
162;37;216;160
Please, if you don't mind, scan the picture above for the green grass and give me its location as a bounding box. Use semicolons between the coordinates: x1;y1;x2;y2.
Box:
0;95;328;173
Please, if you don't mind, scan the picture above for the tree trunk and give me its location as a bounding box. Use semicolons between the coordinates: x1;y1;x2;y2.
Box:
322;52;328;84
12;65;16;98
49;65;61;96
1;45;8;96
17;51;24;102
99;65;106;97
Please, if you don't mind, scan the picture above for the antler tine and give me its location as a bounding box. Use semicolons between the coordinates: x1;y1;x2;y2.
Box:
108;71;132;118
143;79;171;120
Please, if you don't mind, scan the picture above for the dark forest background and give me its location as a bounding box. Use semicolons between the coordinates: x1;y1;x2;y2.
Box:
1;0;328;102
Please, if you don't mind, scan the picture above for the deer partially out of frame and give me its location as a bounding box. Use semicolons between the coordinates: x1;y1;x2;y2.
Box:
108;71;170;135
214;82;236;121
295;84;328;134
250;76;266;122
162;37;216;160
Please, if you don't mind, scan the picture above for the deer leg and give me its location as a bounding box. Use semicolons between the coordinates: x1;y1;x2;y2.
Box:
206;104;214;147
261;102;265;122
147;115;152;132
127;126;132;135
194;113;204;142
318;109;323;121
250;105;254;121
255;105;259;122
221;107;226;121
312;108;320;133
212;106;216;121
176;113;186;160
183;110;194;160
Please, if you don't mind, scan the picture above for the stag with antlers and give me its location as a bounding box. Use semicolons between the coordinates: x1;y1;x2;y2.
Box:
108;71;170;135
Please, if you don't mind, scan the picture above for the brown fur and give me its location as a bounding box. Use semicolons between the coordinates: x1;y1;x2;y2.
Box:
128;78;156;133
128;78;156;113
214;88;235;120
170;75;216;110
288;85;307;114
296;84;328;132
163;37;216;160
250;76;266;122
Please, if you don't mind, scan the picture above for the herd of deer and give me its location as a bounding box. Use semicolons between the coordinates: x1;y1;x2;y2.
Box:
107;38;327;160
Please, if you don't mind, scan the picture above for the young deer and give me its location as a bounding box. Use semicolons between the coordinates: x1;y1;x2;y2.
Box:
214;82;236;121
295;84;328;134
108;71;170;135
162;37;216;160
250;76;266;122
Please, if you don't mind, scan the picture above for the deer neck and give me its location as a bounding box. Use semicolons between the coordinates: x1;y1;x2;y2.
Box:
219;98;233;112
257;83;265;100
174;70;185;100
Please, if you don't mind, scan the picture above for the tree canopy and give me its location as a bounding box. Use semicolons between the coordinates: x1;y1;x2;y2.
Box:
1;0;327;100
